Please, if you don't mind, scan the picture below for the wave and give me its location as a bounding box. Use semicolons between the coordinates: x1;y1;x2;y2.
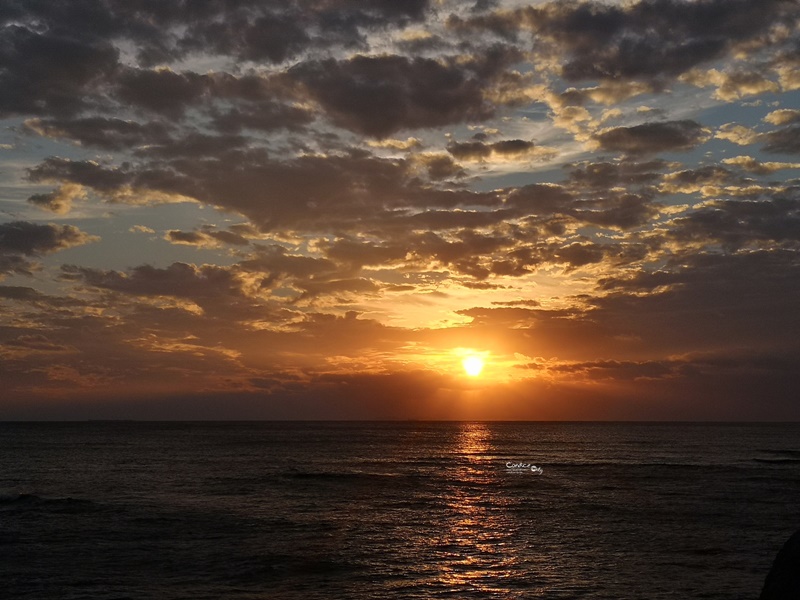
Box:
0;489;94;513
281;470;418;481
757;448;800;456
540;461;712;468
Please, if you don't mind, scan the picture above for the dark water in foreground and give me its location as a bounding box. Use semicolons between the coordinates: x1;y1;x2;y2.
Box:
1;422;799;599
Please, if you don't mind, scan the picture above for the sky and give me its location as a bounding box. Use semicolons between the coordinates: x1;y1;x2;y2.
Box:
1;0;799;420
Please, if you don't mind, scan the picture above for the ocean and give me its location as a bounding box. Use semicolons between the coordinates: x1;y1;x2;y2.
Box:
1;421;799;599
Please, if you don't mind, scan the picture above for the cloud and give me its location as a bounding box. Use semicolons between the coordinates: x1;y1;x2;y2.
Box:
666;197;800;251
681;68;780;101
3;333;74;354
133;133;248;159
764;109;800;125
115;68;210;118
177;0;431;65
0;221;97;256
287;48;520;137
26;149;502;232
367;137;423;151
1;0;432;75
239;244;338;290
411;153;466;180
0;221;98;278
593;120;710;154
165;227;251;249
715;123;761;145
567;160;666;189
181;12;311;65
27;157;133;193
762;124;800;154
27;183;87;214
0;25;119;117
659;165;737;195
210;103;314;134
595;251;800;356
62;262;249;302
2;0;800;418
24;117;172;150
446;138;555;162
553;242;607;269
523;0;797;82
505;181;658;231
722;155;800;174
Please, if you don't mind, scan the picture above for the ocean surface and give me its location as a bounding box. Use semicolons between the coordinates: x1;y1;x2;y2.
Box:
1;421;799;599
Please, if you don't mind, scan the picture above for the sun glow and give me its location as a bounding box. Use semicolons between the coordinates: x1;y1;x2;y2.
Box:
462;355;485;377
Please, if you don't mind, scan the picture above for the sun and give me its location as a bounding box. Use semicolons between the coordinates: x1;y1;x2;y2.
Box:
462;355;485;377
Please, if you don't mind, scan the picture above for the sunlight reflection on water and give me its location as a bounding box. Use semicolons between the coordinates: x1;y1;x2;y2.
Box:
1;422;798;599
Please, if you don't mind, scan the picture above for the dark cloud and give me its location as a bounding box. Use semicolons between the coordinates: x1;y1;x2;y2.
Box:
447;139;537;160
58;261;293;322
62;262;247;301
447;140;493;161
0;255;37;278
183;13;311;65
450;0;797;89
165;226;251;248
4;333;73;353
553;242;607;269
178;0;430;64
660;165;737;190
763;124;800;155
210;104;314;134
28;157;133;193
24;117;172;150
116;68;209;118
321;238;409;269
0;285;48;301
541;350;800;386
450;248;800;374
447;11;521;42
506;183;657;230
26;150;502;231
239;244;338;290
573;193;658;229
594;249;800;355
593;120;709;154
402;208;510;231
415;154;466;180
0;221;97;278
526;0;798;82
133;133;248;159
1;0;431;71
545;358;675;381
505;183;574;213
294;277;381;302
288;49;519;137
567;160;666;189
667;196;800;251
165;230;215;247
0;25;118;117
0;221;97;256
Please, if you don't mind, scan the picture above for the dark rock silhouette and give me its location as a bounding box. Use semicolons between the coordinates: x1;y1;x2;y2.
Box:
760;529;800;600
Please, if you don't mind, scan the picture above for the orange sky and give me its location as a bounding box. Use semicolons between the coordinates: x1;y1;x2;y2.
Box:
1;0;799;419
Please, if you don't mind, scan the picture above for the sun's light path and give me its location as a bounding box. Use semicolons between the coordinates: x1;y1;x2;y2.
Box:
462;355;485;377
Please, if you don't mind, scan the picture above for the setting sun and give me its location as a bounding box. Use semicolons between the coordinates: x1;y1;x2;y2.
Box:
462;356;485;377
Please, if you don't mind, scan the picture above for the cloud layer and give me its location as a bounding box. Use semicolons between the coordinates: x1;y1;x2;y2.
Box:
1;0;799;419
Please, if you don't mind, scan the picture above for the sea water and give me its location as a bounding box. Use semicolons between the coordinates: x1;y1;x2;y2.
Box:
1;421;799;599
